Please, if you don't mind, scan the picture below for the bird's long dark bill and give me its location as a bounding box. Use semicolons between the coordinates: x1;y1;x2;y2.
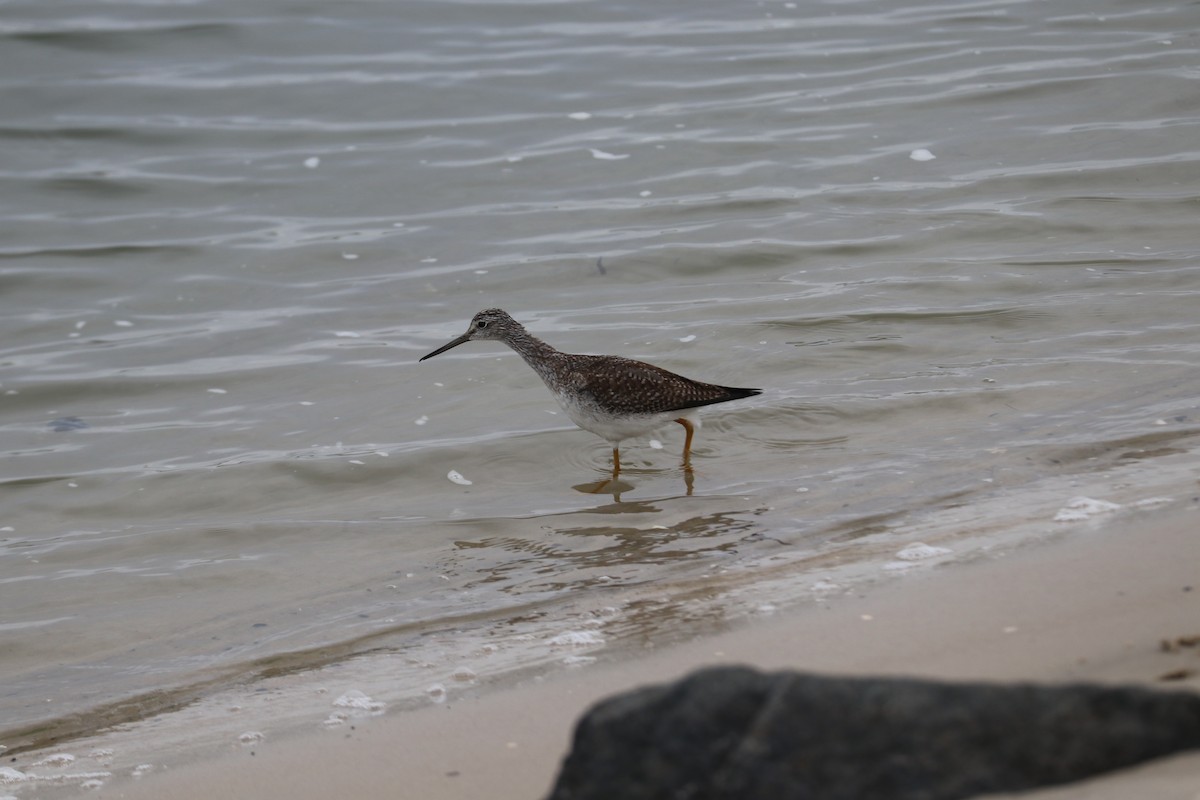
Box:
419;333;471;361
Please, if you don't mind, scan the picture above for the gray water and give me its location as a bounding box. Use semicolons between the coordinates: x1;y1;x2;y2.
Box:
3;0;1199;762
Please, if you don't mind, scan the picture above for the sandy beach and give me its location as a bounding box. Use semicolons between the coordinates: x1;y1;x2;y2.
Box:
89;500;1200;800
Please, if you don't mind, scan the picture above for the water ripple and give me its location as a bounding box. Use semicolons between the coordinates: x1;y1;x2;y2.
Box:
3;0;1200;746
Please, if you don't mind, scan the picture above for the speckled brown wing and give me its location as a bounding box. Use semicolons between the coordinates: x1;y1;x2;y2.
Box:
568;355;760;415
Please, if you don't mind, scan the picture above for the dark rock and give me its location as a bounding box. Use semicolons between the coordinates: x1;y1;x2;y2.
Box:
546;666;1200;800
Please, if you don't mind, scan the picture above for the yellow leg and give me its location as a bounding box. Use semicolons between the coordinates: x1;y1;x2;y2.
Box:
587;447;622;495
675;418;695;467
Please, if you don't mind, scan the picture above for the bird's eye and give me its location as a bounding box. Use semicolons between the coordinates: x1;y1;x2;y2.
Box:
477;320;489;329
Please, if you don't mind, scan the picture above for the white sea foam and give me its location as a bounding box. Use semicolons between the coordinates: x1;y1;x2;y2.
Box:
895;543;952;561
332;689;385;713
1053;497;1122;522
32;753;75;768
447;469;472;485
451;666;477;683
0;768;28;785
548;630;605;647
588;148;629;160
1134;496;1172;507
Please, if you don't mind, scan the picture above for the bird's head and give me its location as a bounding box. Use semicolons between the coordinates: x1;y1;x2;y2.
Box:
419;308;521;360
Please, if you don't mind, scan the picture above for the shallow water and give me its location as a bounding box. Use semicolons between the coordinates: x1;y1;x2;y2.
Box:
2;0;1199;766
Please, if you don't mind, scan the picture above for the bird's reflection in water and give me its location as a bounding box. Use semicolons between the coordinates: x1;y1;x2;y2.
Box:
574;465;695;498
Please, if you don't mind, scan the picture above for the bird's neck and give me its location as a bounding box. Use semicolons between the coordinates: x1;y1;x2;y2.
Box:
504;328;566;383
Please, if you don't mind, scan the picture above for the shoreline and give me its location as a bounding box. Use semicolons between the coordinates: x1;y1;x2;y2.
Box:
86;499;1200;800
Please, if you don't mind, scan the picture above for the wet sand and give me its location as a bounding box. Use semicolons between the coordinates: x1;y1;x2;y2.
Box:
101;503;1200;800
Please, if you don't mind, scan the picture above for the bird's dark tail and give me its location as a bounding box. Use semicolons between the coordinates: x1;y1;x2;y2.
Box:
671;385;761;411
721;386;762;400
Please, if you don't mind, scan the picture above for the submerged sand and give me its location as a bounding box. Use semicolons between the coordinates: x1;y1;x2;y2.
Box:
83;501;1200;800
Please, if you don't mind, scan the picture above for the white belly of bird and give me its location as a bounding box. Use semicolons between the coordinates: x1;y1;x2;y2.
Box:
550;389;700;446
